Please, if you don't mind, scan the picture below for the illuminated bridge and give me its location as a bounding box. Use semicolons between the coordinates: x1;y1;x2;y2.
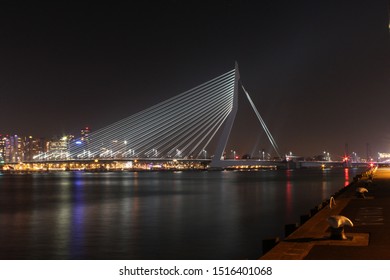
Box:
11;63;286;170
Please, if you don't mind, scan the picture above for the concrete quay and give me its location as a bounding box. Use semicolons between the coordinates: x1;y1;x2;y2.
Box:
260;167;390;260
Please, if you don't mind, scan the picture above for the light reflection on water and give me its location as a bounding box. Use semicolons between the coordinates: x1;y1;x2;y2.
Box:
344;168;350;186
0;168;365;260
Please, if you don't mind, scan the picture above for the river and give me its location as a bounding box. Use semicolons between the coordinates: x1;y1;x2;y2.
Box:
0;168;365;259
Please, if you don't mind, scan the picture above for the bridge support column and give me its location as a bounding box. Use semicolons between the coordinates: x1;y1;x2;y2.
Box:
210;62;240;169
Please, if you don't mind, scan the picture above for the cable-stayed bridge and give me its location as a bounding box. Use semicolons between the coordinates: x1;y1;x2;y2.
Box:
17;63;288;170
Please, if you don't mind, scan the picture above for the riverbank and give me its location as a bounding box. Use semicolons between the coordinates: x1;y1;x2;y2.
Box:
260;167;390;259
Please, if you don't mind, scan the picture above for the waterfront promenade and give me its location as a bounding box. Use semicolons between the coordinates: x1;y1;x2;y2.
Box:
261;167;390;260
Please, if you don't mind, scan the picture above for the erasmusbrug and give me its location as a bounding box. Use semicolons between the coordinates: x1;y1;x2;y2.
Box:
47;63;281;168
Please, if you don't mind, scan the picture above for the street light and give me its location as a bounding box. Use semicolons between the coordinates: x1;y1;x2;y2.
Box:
261;150;265;160
124;141;127;157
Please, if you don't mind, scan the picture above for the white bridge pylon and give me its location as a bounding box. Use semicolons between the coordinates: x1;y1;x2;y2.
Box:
67;63;280;164
210;62;281;168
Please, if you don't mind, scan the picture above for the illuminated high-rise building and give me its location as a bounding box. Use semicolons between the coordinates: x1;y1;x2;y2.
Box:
0;134;7;162
3;135;23;162
47;135;74;160
23;136;45;161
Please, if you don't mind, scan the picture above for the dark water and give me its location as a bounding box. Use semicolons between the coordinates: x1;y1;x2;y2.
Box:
0;168;364;260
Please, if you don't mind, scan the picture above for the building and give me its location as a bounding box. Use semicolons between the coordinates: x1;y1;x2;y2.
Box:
23;136;46;161
2;135;24;163
0;134;7;162
46;135;74;160
378;152;390;162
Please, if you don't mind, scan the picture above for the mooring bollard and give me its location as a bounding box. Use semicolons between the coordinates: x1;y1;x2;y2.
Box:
356;187;368;199
327;215;354;240
329;196;336;209
262;237;280;255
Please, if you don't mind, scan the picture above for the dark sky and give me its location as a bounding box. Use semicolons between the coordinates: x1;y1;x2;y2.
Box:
0;0;389;158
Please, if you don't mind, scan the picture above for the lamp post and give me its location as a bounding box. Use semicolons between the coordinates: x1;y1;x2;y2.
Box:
124;141;127;158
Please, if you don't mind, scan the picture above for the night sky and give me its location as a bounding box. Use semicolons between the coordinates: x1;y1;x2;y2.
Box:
0;1;389;158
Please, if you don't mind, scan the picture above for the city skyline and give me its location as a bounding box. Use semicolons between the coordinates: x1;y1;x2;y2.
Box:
1;1;389;157
0;124;384;162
